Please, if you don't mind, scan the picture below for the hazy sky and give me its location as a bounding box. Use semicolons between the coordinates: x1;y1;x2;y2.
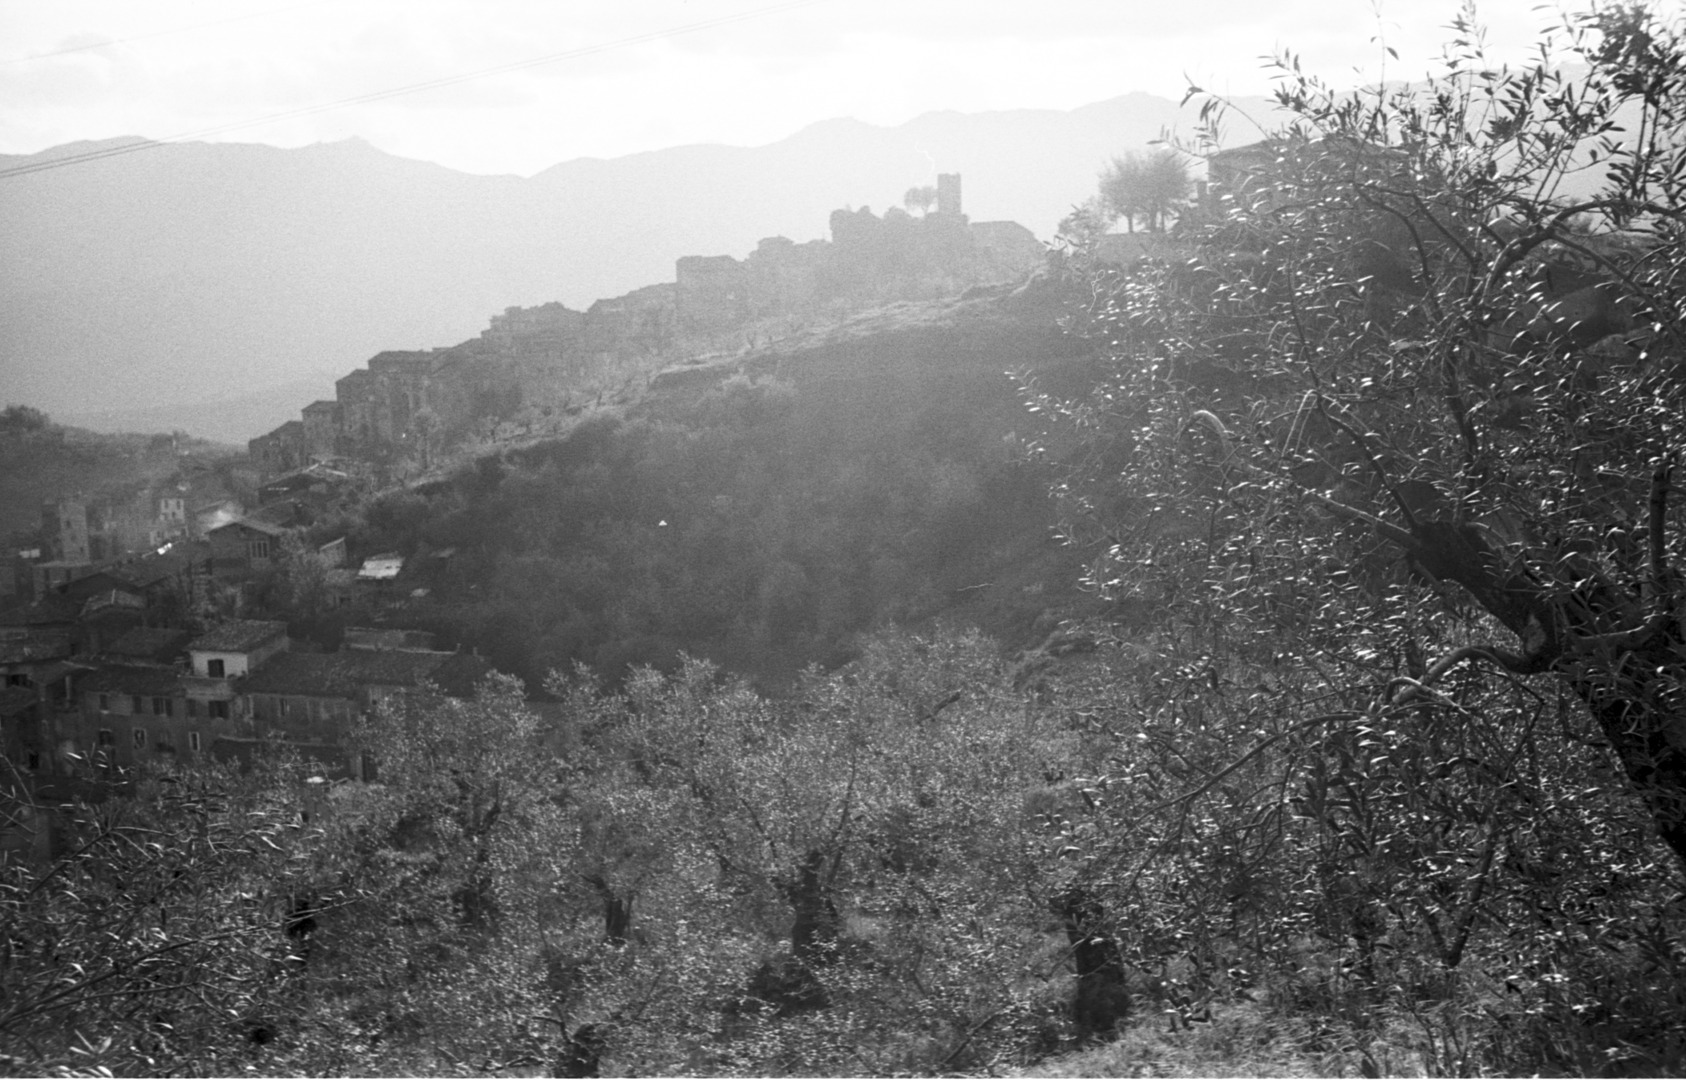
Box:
2;0;1591;176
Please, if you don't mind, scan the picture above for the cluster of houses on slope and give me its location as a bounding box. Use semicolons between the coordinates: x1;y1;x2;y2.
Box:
9;458;380;612
8;453;254;606
246;173;1045;482
3;616;490;794
1;451;483;807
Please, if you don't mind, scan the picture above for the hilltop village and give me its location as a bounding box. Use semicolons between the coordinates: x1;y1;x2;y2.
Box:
247;175;1040;479
0;177;1047;814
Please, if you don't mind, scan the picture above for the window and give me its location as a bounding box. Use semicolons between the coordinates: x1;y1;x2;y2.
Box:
208;700;229;720
186;700;199;718
97;729;114;746
132;695;144;714
189;731;201;752
153;697;173;717
133;728;147;749
98;693;110;712
248;538;271;560
26;751;40;771
207;658;225;678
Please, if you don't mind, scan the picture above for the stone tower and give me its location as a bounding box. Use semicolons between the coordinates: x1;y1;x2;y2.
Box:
41;499;90;564
936;173;962;217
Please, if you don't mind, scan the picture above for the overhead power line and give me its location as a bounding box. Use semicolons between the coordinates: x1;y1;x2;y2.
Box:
0;0;824;182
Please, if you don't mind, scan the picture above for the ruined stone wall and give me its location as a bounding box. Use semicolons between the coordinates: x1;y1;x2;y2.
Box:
581;284;676;358
969;221;1045;278
745;236;824;317
483;302;586;357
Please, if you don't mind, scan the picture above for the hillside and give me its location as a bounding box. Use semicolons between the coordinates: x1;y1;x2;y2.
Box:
306;280;1105;690
0;92;1269;438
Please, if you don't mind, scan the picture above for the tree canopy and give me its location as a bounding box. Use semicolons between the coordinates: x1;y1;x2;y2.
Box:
1097;149;1192;232
903;184;939;216
1035;2;1686;865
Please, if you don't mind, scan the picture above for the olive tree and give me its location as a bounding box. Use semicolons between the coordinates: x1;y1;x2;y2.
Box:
0;755;325;1075
1034;0;1686;867
1098;149;1193;233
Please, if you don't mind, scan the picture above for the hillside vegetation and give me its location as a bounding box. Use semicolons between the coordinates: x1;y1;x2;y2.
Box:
7;6;1686;1077
312;290;1101;689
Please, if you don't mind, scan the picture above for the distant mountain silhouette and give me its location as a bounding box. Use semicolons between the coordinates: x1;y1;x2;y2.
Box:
0;93;1270;440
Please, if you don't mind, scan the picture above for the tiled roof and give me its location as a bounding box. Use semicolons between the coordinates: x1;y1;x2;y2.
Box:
343;627;437;651
239;650;455;698
248;501;307;528
208;516;288;537
187;619;287;654
0;630;73;665
104;626;193;662
107;547;203;588
33;660;92;685
0;594;78;627
79;663;184;696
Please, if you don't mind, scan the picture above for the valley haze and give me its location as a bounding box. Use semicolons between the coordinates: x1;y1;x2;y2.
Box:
2;92;1265;442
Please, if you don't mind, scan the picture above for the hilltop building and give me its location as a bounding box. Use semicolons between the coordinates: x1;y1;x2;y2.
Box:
245;176;1048;481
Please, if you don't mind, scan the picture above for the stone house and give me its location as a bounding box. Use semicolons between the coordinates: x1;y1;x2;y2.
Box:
367;351;439;443
0;627;80;774
206;518;289;574
188;619;288;681
184;618;288;725
248;420;307;481
335;368;377;449
73;664;195;771
301;400;342;460
239;648;485;778
41;499;92;564
194;498;245;537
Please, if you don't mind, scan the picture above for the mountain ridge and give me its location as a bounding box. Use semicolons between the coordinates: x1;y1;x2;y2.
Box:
1;91;1269;439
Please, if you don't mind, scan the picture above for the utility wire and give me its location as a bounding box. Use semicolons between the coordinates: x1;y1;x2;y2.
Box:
0;0;824;181
0;2;341;66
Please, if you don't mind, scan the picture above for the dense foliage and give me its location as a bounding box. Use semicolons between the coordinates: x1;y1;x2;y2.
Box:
3;635;1123;1076
1021;0;1686;1071
1098;149;1193;233
322;310;1085;690
9;5;1686;1076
